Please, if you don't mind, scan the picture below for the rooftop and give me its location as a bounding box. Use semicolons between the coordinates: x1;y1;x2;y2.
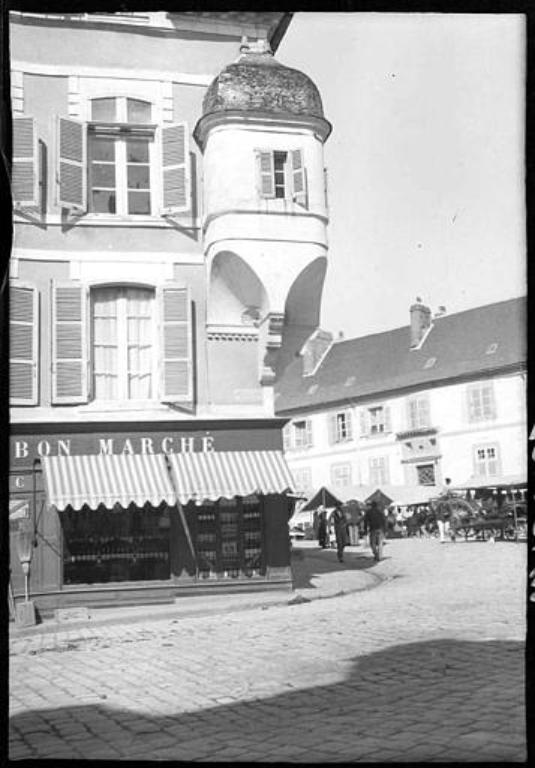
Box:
275;296;526;414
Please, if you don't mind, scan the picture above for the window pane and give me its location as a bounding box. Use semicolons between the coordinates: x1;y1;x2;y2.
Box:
127;98;151;123
128;191;150;215
91;98;116;122
91;163;116;188
91;138;115;162
92;190;116;214
126;139;149;163
127;165;150;189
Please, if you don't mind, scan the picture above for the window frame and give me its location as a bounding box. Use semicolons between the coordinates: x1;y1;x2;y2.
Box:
87;97;157;217
292;467;312;494
407;395;431;430
466;382;496;423
292;419;313;449
330;462;352;488
416;463;436;486
329;409;353;443
368;456;389;485
256;148;307;205
473;443;501;477
90;285;158;403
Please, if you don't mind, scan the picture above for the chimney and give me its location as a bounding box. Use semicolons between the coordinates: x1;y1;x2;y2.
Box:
410;297;432;348
301;329;333;376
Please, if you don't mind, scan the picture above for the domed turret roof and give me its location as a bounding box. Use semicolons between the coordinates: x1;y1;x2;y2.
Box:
202;40;325;119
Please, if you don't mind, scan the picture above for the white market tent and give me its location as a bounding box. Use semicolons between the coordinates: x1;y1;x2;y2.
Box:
296;484;441;523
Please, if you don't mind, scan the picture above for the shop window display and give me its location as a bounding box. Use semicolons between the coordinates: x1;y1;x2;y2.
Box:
194;496;265;580
61;504;171;584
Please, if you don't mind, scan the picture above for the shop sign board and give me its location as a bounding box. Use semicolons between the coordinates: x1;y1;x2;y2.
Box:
10;424;283;467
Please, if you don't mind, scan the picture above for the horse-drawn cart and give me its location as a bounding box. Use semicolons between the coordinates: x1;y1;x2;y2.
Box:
429;482;527;543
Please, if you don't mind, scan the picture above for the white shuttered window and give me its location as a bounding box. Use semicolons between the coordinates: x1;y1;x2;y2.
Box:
57;98;190;216
10;284;39;405
256;148;307;205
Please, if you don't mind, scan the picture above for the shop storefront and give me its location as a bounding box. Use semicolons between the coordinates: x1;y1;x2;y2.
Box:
9;421;295;616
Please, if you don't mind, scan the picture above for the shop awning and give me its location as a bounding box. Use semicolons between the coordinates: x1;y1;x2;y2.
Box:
41;454;176;511
167;450;295;504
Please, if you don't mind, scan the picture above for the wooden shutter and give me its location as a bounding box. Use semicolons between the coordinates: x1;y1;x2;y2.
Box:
159;284;192;401
384;406;392;433
257;151;275;198
305;419;313;448
485;384;497;420
12;117;39;207
51;281;88;404
345;409;353;440
161;122;190;214
57;117;87;210
407;399;416;430
328;413;337;444
290;149;306;205
282;424;292;451
359;408;368;436
10;284;39;405
420;397;430;428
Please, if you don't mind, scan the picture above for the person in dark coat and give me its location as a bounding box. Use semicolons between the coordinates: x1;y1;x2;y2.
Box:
363;500;387;561
317;510;328;548
332;505;349;562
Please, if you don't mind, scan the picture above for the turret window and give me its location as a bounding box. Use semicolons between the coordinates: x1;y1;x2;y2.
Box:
256;148;307;206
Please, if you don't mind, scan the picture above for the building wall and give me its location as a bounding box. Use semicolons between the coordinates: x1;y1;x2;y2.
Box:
282;371;527;495
10;13;301;424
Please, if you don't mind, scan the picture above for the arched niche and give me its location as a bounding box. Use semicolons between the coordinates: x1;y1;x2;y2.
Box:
208;250;269;326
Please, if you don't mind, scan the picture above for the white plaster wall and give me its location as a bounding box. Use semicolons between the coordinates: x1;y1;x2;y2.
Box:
283;372;527;493
202;123;328;217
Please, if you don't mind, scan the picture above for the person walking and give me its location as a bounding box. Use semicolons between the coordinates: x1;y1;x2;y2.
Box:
436;477;453;543
364;500;387;561
317;510;328;549
332;505;349;562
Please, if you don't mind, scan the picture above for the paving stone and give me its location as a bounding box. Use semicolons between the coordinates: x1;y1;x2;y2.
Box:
9;540;526;762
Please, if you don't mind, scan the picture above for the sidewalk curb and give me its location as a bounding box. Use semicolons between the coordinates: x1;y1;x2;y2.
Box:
9;550;385;645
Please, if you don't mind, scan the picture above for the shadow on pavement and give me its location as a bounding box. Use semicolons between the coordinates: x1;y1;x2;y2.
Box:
291;543;381;591
9;637;526;762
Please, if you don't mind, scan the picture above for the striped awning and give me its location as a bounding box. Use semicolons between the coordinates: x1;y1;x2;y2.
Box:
167;450;295;504
41;454;176;511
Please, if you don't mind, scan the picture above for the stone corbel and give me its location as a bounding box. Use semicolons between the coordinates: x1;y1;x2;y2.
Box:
259;312;285;386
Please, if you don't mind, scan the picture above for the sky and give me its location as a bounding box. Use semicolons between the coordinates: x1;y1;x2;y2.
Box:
276;13;526;339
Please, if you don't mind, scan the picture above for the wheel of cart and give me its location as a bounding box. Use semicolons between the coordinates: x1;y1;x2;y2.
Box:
443;497;480;541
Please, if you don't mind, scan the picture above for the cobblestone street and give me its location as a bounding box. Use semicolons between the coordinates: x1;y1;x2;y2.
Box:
9;538;526;762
